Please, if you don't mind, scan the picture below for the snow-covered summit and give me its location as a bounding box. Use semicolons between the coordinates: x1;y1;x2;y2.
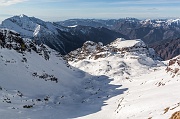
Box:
1;14;58;38
140;18;180;28
0;15;73;54
167;18;180;26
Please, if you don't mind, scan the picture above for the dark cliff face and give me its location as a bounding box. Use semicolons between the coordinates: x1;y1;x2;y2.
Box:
152;38;180;60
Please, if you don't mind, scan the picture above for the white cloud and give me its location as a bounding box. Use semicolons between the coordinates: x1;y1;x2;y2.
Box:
0;0;27;6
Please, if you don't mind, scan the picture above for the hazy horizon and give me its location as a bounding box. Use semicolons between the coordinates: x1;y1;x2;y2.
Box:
1;14;180;24
1;0;180;22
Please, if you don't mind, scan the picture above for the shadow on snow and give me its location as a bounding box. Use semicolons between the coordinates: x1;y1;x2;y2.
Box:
58;71;128;119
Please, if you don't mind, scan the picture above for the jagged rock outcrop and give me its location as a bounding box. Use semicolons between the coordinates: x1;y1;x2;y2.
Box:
166;55;180;77
170;111;180;119
65;41;108;61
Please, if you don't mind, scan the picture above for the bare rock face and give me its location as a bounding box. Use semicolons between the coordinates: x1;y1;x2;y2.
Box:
166;55;180;77
170;111;180;119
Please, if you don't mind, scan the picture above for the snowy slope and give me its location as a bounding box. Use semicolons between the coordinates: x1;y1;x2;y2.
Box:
1;29;180;119
0;47;127;119
0;29;127;119
0;28;82;118
67;38;180;119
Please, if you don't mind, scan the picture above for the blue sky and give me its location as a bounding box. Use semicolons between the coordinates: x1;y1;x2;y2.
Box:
0;0;180;22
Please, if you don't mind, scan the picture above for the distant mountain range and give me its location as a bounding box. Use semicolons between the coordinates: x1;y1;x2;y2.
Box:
1;15;180;59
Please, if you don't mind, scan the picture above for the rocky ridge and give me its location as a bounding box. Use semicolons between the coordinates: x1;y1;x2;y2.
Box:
0;28;57;61
65;38;158;62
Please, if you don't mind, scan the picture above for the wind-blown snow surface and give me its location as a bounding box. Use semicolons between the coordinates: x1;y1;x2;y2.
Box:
0;47;81;118
1;35;180;119
68;39;180;119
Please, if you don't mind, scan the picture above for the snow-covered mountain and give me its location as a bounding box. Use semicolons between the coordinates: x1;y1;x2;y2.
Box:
66;38;162;80
1;15;128;55
1;14;59;38
57;18;180;30
1;14;69;54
